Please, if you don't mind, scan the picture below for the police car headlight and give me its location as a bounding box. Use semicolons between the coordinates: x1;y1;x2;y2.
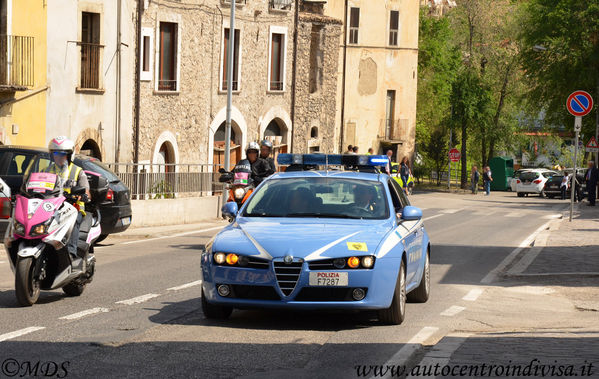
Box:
214;252;226;264
233;188;246;200
14;221;25;236
361;256;375;268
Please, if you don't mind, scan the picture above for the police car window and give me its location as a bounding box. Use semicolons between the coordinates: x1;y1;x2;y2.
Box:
244;177;389;219
387;179;403;211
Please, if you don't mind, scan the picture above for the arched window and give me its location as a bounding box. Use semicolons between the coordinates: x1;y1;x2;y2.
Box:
80;139;102;160
310;127;318;138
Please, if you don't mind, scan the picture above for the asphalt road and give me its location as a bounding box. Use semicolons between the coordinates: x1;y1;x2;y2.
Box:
0;191;569;378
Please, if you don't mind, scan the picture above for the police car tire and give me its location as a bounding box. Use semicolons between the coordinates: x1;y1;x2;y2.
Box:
378;260;406;325
201;288;233;319
408;250;430;303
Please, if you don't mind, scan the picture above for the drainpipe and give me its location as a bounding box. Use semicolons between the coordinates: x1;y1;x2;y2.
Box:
114;0;122;163
339;0;348;153
133;0;142;165
290;0;299;153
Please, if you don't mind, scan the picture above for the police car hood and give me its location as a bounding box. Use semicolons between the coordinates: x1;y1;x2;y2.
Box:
214;218;394;260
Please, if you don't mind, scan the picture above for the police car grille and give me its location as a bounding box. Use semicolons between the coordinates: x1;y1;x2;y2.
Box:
273;262;303;296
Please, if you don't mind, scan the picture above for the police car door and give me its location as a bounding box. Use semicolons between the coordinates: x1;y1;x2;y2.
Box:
388;179;420;285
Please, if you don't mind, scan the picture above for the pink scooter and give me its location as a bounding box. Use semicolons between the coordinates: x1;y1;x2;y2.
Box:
3;172;100;306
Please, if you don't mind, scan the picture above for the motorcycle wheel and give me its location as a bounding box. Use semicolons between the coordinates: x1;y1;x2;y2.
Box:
63;283;86;297
15;257;41;306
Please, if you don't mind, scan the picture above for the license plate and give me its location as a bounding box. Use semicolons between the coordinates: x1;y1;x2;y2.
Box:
309;272;348;286
121;217;131;226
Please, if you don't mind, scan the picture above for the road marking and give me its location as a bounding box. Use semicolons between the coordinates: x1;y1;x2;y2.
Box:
505;211;521;218
462;288;484;301
507;227;551;275
371;326;439;379
407;333;471;378
440;209;459;214
480;219;554;284
423;214;443;221
116;293;160;305
59;307;110;320
167;280;202;291
0;326;45;342
121;226;224;246
440;305;466;317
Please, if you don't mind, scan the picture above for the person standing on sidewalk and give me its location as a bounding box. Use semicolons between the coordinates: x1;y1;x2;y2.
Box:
560;173;570;200
470;166;480;194
482;166;493;196
400;156;411;194
585;161;598;206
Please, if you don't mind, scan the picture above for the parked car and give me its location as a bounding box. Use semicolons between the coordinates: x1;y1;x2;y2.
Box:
0;146;132;241
515;169;559;197
543;169;586;200
509;169;531;192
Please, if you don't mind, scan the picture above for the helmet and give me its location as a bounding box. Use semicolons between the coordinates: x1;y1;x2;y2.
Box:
260;140;273;149
246;141;260;155
48;136;75;162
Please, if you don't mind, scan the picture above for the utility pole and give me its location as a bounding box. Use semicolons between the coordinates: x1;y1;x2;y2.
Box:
448;127;452;190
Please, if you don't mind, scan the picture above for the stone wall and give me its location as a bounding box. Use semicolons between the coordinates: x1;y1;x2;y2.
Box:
292;12;343;154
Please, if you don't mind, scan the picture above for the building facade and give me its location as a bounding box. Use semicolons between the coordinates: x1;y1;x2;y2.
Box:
0;0;47;147
324;0;419;160
45;0;135;162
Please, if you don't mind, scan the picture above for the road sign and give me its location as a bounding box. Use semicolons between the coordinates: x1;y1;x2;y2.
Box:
449;148;461;162
586;136;599;153
574;116;582;132
566;91;593;117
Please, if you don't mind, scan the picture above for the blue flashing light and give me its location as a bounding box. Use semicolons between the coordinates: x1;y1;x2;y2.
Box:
277;154;389;167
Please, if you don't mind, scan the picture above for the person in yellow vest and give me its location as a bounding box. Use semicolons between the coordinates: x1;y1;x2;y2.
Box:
44;136;90;263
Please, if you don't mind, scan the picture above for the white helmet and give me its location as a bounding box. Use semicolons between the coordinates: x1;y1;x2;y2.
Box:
48;136;75;162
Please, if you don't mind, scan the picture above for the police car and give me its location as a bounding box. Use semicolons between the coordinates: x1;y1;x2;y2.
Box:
200;154;430;324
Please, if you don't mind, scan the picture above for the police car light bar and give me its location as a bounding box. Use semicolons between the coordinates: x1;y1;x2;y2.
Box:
277;154;389;167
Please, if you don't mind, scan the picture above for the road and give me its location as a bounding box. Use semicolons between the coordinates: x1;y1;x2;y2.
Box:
0;191;583;378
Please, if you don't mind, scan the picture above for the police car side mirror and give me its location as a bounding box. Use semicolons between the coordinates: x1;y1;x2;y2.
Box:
222;202;239;220
401;206;422;221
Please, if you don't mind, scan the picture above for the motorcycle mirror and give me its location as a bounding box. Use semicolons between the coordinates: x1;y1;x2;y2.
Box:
218;168;227;174
219;173;233;183
70;186;87;196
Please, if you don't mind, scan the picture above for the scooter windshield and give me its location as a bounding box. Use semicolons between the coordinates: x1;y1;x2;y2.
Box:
25;172;60;195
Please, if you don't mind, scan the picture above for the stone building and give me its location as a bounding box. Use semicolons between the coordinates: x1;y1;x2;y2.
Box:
324;0;420;161
133;0;343;168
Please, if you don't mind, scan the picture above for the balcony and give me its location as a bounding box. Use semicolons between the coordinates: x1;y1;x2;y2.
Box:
79;42;104;91
270;0;293;11
0;35;34;91
382;119;410;142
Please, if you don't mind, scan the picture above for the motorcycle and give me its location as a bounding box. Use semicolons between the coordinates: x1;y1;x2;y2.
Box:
3;172;102;306
219;160;254;212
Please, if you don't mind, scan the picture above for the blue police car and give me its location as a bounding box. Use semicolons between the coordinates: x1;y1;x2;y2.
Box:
200;154;430;324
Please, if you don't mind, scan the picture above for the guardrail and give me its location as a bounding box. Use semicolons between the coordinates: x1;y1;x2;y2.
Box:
105;163;225;200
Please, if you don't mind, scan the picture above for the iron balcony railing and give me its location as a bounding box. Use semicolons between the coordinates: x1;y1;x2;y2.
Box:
0;35;34;88
105;163;225;200
79;42;103;89
270;0;293;10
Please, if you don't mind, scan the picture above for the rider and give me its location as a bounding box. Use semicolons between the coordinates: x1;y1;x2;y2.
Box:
44;136;90;265
259;140;276;177
244;142;270;185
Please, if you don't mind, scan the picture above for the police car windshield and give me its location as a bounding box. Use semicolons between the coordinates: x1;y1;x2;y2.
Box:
243;177;389;220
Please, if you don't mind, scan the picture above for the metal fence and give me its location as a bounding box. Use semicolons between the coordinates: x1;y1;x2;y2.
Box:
105;163;224;200
0;35;34;88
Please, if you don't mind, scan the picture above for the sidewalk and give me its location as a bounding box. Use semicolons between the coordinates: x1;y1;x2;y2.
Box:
102;218;228;242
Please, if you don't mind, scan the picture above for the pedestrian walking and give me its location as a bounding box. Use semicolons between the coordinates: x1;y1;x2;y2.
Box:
400;156;411;194
482;166;493;196
585;161;598;206
470;166;480;194
560;173;569;200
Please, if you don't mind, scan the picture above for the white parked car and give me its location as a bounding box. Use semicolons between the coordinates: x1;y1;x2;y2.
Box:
509;169;532;192
515;169;559;197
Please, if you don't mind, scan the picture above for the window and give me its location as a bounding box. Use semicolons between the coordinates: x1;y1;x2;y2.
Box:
269;29;287;91
389;10;399;46
140;27;154;81
80;12;102;89
349;7;359;44
221;28;240;91
158;22;178;91
309;25;323;94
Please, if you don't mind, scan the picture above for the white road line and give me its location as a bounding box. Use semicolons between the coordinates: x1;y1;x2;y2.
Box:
440;209;460;214
462;288;484;301
0;326;45;342
440;305;466;317
59;307;110;320
167;280;202;291
371;326;439;379
407;333;471;378
505;211;521;218
121;226;224;246
423;214;443;221
480;219;554;284
115;293;160;305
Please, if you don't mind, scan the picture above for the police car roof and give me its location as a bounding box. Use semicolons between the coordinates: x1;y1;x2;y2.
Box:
269;170;388;182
